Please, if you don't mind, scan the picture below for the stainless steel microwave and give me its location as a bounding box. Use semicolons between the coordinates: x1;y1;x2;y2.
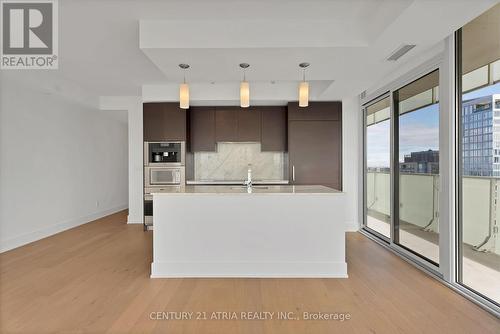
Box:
144;167;185;188
144;141;185;167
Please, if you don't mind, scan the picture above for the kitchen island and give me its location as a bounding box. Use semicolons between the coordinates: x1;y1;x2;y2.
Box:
151;185;347;278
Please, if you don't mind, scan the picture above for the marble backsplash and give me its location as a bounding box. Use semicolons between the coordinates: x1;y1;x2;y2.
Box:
194;142;287;181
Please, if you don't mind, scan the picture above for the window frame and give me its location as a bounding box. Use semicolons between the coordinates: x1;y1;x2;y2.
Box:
362;92;392;244
455;28;500;309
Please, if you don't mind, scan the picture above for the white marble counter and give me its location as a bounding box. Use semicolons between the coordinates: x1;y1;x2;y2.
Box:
152;185;341;195
186;179;289;185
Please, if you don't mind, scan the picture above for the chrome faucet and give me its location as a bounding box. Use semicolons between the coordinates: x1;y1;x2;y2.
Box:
244;164;252;189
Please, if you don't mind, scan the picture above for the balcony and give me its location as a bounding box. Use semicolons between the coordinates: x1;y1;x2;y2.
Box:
366;171;500;303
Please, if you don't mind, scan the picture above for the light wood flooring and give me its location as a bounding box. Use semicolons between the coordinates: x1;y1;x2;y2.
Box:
0;210;498;333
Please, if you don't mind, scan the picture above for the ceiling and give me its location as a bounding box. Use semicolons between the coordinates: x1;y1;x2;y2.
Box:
3;0;499;105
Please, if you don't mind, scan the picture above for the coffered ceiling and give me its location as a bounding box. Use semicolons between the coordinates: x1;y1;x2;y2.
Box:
3;0;498;104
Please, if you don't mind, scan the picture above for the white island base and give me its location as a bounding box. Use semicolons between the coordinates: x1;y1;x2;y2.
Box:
151;185;347;278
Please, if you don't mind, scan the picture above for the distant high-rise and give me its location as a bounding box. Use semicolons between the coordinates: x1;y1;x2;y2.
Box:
400;149;439;174
462;94;500;177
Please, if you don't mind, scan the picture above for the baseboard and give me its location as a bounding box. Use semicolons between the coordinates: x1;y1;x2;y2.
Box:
127;214;143;224
151;261;348;278
345;221;360;232
0;204;128;253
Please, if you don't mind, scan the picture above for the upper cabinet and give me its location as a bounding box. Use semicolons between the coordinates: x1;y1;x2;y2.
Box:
215;107;239;142
143;102;186;142
188;107;216;152
185;106;288;152
237;107;261;142
260;106;287;151
214;107;262;143
287;101;341;121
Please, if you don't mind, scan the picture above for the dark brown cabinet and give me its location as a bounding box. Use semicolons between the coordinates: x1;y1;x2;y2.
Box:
260;106;287;151
214;107;262;143
143;102;186;141
215;107;238;142
188;107;216;151
237;108;261;142
186;105;287;152
287;102;342;190
288;101;341;121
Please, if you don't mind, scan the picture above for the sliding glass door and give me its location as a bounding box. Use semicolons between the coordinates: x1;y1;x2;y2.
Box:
393;70;440;266
364;96;391;240
361;3;500;313
362;72;441;268
457;4;500;306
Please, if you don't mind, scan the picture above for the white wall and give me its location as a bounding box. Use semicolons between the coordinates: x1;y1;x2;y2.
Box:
342;96;361;231
99;96;143;224
0;78;129;252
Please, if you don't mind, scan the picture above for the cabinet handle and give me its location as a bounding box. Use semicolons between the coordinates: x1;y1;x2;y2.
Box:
292;165;295;181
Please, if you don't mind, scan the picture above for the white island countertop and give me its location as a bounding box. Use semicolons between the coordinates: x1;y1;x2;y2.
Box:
186;179;289;185
151;183;348;278
152;184;342;195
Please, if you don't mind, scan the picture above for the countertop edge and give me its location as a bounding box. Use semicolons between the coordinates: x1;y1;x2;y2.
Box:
186;180;290;185
152;192;345;196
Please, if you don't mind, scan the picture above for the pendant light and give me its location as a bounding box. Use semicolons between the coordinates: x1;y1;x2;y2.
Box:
298;62;310;107
239;63;250;108
179;63;190;109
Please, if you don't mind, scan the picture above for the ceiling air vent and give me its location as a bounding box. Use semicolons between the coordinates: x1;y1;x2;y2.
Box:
386;44;416;61
360;90;367;100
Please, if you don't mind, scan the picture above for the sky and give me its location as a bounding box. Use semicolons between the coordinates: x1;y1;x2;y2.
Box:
366;82;500;168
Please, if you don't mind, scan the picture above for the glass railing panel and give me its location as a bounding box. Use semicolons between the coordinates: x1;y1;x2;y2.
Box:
365;95;391;239
366;171;391;237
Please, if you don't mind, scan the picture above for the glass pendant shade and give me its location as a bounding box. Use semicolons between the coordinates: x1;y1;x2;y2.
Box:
299;81;309;107
179;83;189;109
240;81;250;108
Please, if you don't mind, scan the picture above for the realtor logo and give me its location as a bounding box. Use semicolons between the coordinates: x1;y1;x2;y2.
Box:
1;0;58;69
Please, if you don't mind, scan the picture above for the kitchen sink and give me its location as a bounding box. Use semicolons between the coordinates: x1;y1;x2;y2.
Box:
229;186;269;190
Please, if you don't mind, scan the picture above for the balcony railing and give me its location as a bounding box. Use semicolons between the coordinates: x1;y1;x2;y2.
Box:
366;171;499;255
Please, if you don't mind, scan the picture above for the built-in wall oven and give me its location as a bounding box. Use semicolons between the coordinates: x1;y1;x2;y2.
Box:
144;141;185;167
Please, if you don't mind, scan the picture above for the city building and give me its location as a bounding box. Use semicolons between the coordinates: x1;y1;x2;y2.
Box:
400;149;439;174
462;94;500;176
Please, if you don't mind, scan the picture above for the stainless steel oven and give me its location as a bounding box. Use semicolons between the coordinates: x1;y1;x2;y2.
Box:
144;141;185;167
144;167;185;188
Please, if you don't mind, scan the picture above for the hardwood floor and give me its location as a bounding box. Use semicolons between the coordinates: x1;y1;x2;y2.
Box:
1;211;498;333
